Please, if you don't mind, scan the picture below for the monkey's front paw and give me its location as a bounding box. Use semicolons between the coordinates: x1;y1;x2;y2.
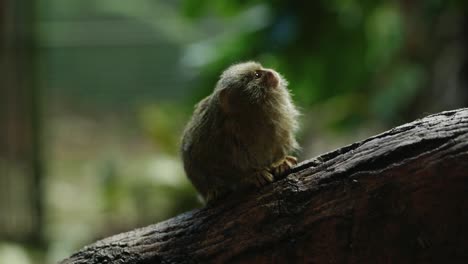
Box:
249;170;274;188
271;156;298;177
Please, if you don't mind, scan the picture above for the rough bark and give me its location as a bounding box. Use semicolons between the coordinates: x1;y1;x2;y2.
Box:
61;108;468;264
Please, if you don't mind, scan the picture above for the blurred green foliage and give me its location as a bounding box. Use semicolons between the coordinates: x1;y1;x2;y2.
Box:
139;104;188;155
180;0;466;129
23;0;467;262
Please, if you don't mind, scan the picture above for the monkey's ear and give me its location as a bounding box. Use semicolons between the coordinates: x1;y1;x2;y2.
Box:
219;88;231;114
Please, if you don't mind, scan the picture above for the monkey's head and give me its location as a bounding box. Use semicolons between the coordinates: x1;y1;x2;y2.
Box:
214;61;290;114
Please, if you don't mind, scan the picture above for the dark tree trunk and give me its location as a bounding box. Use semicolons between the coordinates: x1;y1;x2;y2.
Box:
61;108;468;264
0;0;43;245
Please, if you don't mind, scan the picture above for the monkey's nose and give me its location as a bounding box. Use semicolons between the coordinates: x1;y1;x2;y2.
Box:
264;70;279;88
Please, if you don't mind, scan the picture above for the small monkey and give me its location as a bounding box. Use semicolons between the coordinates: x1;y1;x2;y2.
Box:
181;61;299;203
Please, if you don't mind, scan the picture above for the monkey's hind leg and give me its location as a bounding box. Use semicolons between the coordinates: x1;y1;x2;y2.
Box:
205;187;231;204
270;156;297;178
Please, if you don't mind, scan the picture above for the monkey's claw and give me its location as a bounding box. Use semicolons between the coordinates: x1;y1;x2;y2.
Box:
271;156;297;177
251;170;274;188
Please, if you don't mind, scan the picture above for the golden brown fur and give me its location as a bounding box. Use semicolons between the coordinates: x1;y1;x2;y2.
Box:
181;61;299;202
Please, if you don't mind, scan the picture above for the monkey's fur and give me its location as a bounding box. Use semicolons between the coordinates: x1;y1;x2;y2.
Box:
181;61;299;203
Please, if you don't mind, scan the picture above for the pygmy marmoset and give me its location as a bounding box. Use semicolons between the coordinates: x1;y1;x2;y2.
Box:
181;61;299;203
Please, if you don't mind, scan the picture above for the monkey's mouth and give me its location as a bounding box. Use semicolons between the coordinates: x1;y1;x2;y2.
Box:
262;70;279;88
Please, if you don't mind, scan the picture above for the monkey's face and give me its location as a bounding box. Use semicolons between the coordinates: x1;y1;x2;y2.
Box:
249;68;280;91
216;62;288;111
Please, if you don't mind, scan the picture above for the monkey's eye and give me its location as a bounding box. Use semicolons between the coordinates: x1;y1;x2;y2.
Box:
254;70;263;79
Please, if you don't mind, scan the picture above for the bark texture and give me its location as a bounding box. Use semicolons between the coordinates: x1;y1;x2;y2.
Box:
61;108;468;264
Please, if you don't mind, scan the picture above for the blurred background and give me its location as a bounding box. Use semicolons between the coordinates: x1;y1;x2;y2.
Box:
1;0;467;263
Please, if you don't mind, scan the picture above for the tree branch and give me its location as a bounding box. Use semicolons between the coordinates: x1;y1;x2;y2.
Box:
61;108;468;264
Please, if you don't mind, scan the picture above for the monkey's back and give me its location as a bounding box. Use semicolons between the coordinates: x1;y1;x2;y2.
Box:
181;92;298;199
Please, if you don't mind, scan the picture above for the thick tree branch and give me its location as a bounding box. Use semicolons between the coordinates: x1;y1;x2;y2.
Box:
61;108;468;264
